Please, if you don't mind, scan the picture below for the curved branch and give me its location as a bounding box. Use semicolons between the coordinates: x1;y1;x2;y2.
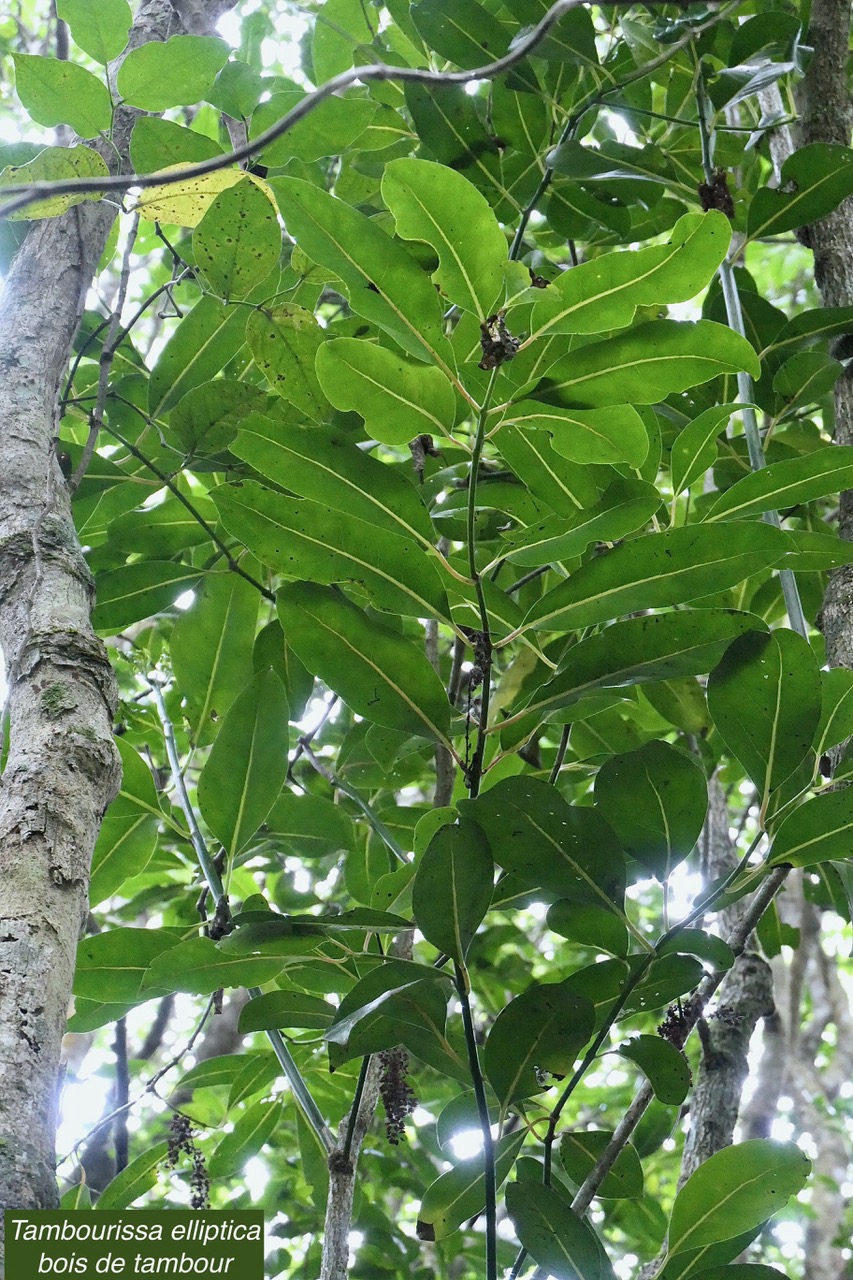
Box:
0;0;711;219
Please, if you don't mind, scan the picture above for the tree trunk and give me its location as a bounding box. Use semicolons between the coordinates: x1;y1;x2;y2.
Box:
0;0;233;1243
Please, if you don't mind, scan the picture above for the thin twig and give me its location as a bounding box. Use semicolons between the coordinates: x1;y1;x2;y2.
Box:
694;67;808;641
69;214;140;493
149;677;335;1153
297;739;409;865
95;410;276;604
58;998;217;1170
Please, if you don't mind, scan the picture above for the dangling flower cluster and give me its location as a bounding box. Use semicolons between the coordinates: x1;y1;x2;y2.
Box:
165;1112;210;1210
378;1047;417;1146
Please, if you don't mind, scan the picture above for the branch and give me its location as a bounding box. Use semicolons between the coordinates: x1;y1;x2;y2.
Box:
93;411;276;604
0;0;716;219
296;739;409;865
149;679;335;1153
569;866;789;1217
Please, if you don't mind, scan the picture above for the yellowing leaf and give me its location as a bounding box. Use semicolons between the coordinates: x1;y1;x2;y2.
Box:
134;167;273;228
0;144;109;220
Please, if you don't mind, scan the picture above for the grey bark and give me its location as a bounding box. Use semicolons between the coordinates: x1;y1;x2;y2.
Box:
678;777;775;1181
320;1058;383;1280
741;880;853;1280
570;865;788;1220
635;782;776;1280
795;7;853;1277
799;0;853;659
678;953;775;1186
0;0;233;1245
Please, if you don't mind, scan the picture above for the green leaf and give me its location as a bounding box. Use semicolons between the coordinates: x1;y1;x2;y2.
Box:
506;1181;603;1280
238;990;335;1032
411;820;493;963
513;611;763;725
659;1229;771;1280
197;667;290;855
461;777;625;913
539;320;760;408
212;480;449;621
311;0;375;82
253;619;314;723
192;179;281;303
527;212;730;340
707;446;853;522
496;422;600;514
707;630;821;805
435;1091;501;1151
546;901;628;957
149;295;249;418
92;563;201;634
383;158;508;320
264;791;354;859
232;413;435;547
768;304;853;356
95;1143;170;1210
13;55;112;138
65;999;139;1035
106;496;218;560
690;1267;793;1280
178;1053;261;1094
228;1053;280;1109
622;955;704;1017
324;961;459;1074
816;667;853;755
404;81;502;174
417;1131;526;1242
221;908;411;951
117;35;230;112
130;117;223;174
595;741;708;881
315;337;457;445
61;1182;92;1210
779;529;853;573
667;1140;811;1256
523;524;790;634
251;92;376;165
208;1100;283;1180
0;144;110;220
769;789;853;867
671;405;747;499
165;378;267;459
484;979;595;1107
549;137;675;197
501;478;661;568
559;1130;644;1198
772;350;842;410
207;60;263;118
502;403;649;467
411;0;511;69
89;737;161;906
246;305;328;419
57;0;131;62
134;168;249;227
277;582;451;744
142;937;286;995
270;177;454;368
657;930;735;972
615;1035;691;1105
74;928;181;1003
747;144;853;240
171;572;261;748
